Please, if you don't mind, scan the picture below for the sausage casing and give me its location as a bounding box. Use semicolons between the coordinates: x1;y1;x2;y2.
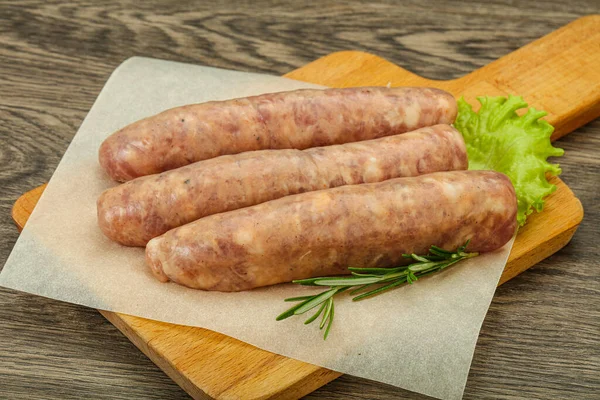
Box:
145;170;517;292
99;87;457;181
98;124;467;246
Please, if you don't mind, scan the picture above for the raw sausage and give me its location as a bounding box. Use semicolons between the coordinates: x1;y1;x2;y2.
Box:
98;124;467;246
145;170;517;292
100;87;457;182
146;170;517;291
99;87;457;181
99;124;466;246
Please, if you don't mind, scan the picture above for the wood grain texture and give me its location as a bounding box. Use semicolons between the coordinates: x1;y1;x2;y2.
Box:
289;15;600;141
1;1;599;399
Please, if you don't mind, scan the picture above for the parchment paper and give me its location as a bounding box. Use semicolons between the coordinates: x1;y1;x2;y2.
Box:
0;57;513;400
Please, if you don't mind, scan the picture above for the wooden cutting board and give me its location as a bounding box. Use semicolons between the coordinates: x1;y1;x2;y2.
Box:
11;15;598;400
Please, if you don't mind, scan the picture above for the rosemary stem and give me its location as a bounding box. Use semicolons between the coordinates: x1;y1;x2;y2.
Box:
277;241;477;339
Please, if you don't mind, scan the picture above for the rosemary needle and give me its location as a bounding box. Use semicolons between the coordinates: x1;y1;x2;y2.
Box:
276;241;478;339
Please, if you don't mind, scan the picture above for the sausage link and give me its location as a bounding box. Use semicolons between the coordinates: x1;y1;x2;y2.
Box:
99;87;457;181
145;170;517;292
98;124;467;246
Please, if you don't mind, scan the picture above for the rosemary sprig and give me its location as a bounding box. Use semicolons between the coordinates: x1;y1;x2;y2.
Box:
276;241;478;339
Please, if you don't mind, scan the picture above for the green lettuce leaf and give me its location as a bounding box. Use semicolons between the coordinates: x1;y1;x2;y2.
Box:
455;95;564;226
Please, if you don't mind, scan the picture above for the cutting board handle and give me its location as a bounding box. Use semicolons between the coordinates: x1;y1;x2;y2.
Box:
287;15;600;141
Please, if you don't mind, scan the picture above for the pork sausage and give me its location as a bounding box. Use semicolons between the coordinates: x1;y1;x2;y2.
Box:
99;87;457;181
145;170;517;292
98;124;467;246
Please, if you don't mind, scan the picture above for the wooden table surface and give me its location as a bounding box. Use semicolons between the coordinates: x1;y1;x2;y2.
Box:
1;1;598;399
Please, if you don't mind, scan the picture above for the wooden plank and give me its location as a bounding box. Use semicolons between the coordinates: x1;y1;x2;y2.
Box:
286;15;600;141
10;15;596;400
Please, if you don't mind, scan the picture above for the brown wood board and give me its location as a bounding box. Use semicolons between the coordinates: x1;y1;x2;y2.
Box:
11;15;598;400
